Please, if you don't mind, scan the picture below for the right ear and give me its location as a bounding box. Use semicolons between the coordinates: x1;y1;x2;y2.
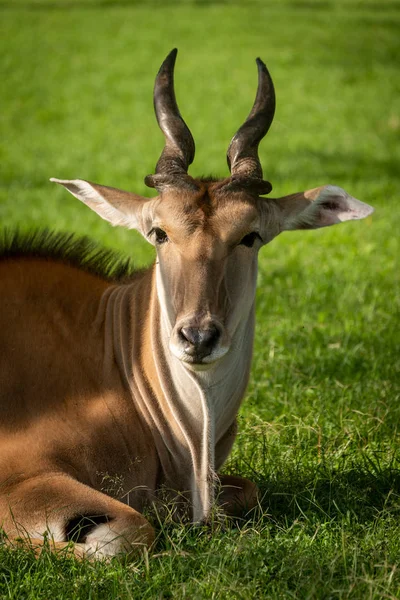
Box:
50;178;151;231
272;185;374;231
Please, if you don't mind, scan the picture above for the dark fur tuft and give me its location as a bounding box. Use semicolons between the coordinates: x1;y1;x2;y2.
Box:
198;175;220;183
0;229;140;283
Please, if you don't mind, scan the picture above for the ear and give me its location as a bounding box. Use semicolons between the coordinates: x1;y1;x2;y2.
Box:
50;178;151;231
274;185;374;231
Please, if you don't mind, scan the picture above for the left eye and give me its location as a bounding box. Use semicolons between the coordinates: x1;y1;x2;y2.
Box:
239;232;262;248
152;228;169;244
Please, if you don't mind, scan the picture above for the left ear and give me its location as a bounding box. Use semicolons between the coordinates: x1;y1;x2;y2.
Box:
50;178;152;231
273;185;374;231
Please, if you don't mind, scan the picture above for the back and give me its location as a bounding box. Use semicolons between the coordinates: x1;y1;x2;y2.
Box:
0;255;111;431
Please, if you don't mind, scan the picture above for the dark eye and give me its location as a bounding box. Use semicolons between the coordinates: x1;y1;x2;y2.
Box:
239;232;262;248
153;228;169;245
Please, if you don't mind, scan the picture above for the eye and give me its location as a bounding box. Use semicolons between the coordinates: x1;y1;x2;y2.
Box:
152;228;169;245
239;232;262;248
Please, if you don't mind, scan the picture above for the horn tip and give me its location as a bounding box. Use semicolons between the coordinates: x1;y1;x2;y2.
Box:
158;48;178;75
167;47;178;61
256;57;267;71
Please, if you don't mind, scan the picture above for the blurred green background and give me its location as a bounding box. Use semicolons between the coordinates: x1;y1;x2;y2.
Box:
1;0;398;263
0;1;399;597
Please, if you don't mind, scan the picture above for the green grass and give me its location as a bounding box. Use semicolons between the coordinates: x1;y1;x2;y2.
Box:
0;0;399;597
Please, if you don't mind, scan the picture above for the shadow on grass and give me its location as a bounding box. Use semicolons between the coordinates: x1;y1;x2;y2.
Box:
151;462;400;553
255;464;400;526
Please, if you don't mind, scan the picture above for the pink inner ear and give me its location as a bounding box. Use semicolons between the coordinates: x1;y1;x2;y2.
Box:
315;186;374;223
318;199;341;212
279;185;374;231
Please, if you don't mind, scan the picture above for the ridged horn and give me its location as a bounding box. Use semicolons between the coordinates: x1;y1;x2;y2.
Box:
145;49;195;190
227;58;275;181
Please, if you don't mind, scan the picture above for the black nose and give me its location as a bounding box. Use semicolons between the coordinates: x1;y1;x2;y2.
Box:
179;324;220;360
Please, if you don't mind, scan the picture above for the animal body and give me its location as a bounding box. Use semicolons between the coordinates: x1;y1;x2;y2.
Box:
0;49;373;559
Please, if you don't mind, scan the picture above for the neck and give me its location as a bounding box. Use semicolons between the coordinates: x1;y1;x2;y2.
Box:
105;265;255;522
152;265;255;521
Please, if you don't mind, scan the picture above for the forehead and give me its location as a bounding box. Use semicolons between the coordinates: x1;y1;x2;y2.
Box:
154;185;260;237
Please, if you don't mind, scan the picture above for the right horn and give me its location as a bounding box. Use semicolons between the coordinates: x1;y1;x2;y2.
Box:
226;58;275;181
145;48;196;191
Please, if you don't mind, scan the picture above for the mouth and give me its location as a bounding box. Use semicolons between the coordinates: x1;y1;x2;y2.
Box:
169;343;229;369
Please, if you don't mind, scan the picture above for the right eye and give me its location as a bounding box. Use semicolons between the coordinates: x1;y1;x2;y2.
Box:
238;231;262;248
153;228;169;245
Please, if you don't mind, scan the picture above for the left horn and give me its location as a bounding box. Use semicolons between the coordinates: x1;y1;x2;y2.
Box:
227;58;275;181
145;48;195;190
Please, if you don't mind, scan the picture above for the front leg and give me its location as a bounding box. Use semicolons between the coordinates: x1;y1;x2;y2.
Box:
217;474;259;517
215;420;238;471
214;420;258;516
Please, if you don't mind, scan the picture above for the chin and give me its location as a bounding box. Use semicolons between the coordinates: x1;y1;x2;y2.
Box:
184;361;216;372
169;345;230;371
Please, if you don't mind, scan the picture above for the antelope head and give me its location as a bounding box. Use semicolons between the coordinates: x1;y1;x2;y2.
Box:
52;49;373;370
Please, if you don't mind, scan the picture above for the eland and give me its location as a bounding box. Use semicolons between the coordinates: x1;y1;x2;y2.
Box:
0;49;373;559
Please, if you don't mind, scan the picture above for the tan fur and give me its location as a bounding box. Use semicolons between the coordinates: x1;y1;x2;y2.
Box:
1;45;375;559
0;177;373;559
0;185;259;558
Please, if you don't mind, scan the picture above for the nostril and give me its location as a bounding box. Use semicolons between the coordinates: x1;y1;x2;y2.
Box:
180;326;201;346
179;324;220;353
200;325;220;348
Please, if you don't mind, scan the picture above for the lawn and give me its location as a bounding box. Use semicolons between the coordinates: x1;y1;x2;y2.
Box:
0;0;399;597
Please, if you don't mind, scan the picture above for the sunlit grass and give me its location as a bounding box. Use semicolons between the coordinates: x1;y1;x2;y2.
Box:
0;0;399;597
